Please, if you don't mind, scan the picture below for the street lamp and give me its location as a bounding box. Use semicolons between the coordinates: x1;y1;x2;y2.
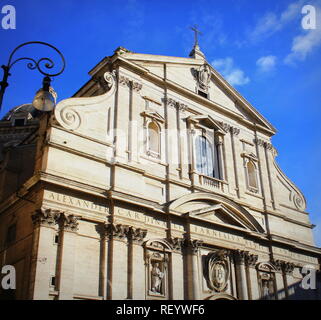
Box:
0;41;65;113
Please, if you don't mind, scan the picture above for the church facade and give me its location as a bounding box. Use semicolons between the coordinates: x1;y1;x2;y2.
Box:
0;43;320;300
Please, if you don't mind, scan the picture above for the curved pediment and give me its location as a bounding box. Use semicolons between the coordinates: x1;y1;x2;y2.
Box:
169;192;264;233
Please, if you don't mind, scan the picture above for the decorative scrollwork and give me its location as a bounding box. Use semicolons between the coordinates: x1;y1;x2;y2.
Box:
7;41;65;77
59;107;81;131
293;193;304;210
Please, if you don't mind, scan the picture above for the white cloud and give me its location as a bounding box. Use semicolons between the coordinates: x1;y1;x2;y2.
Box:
249;0;305;41
256;55;277;72
284;6;321;64
211;57;250;86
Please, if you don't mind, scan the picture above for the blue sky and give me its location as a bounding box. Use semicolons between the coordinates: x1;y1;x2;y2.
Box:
0;0;320;245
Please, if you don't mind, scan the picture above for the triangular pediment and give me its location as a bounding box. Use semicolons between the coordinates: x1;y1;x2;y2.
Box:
169;192;264;233
187;115;225;133
140;110;164;123
115;51;276;134
189;203;253;230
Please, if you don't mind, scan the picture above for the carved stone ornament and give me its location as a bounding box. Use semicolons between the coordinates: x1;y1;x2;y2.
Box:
233;249;248;265
106;223;128;240
183;239;203;254
165;98;188;112
31;208;62;227
194;64;211;93
132;81;142;92
245;253;258;267
60;213;81;232
274;260;295;274
126;226;148;243
204;250;230;292
169;237;184;251
54;70;116;131
293;193;304;210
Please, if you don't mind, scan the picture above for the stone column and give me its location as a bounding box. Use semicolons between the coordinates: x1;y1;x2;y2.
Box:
130;81;142;163
169;238;184;300
184;239;202;300
106;223;128;300
275;260;295;299
165;98;180;179
97;223;109;299
29;208;61;300
114;74;130;162
234;250;248;300
56;214;80;300
229;126;241;198
245;253;258;300
126;226;147;300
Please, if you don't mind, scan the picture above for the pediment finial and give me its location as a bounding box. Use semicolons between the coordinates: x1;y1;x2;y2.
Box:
189;25;206;60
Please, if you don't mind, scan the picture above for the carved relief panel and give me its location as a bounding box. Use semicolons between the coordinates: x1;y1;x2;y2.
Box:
203;250;230;293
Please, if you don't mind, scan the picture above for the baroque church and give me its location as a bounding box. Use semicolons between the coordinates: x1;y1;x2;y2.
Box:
0;38;320;300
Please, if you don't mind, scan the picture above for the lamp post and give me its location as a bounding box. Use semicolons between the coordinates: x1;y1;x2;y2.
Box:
0;41;65;113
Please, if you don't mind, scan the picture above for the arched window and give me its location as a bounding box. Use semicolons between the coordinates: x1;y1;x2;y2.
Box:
247;161;258;189
195;135;214;177
148;122;160;155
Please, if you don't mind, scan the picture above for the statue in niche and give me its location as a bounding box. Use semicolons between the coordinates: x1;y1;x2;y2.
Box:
198;64;211;92
262;280;270;299
151;262;164;293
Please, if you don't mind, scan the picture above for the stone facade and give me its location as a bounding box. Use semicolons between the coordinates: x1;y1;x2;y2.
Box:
0;45;320;300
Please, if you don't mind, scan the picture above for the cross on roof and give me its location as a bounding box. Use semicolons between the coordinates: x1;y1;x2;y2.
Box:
190;25;202;47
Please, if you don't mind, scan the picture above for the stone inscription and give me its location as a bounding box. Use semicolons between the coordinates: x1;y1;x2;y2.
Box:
44;190;109;214
116;207;168;229
273;247;318;264
191;225;246;245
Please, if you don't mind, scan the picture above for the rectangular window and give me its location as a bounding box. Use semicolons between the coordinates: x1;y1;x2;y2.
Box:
13;118;25;126
198;90;208;99
50;276;56;287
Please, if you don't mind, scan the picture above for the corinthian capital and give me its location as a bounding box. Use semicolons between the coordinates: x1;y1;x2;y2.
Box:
245;253;258;267
183;238;203;254
274;260;295;274
106;223;128;240
132;81;142;92
233;250;249;265
31;208;62;227
60;213;81;232
126;226;148;243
